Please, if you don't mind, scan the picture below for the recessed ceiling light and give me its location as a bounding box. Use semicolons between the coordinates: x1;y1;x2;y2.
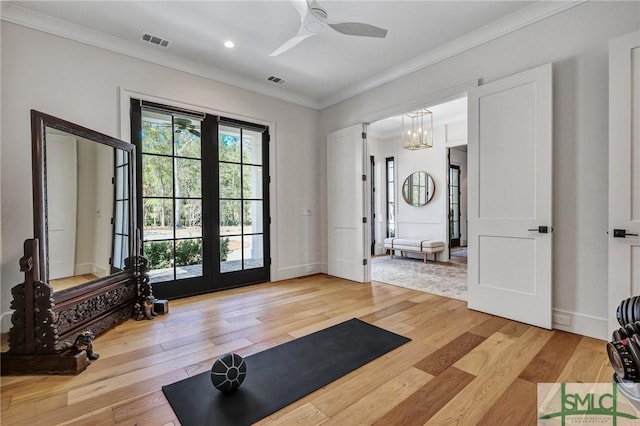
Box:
224;41;235;49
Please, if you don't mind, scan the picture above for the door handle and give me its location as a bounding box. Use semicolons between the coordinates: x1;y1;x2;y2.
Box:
613;229;639;238
528;226;549;234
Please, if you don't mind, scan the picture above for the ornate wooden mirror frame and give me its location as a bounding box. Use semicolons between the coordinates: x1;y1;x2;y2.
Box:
1;111;150;375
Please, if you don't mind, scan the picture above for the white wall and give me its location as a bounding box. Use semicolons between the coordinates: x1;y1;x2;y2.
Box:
0;22;322;331
321;1;640;339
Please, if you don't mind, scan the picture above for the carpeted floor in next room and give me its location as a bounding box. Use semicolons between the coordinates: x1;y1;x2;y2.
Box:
370;255;467;301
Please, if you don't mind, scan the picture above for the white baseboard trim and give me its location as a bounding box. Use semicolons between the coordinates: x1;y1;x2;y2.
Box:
552;308;608;340
273;262;325;282
1;312;13;333
75;263;108;277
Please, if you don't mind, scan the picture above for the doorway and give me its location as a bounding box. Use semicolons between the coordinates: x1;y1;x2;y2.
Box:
367;97;468;300
448;145;467;265
131;99;270;299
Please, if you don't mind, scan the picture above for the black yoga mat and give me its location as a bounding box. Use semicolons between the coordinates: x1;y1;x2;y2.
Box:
162;318;411;426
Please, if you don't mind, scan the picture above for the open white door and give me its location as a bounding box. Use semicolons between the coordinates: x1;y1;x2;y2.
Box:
46;133;78;280
608;31;640;333
327;124;368;283
468;63;553;329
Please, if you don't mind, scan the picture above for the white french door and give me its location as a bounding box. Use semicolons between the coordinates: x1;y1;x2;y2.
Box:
608;31;640;333
468;63;553;329
327;124;368;283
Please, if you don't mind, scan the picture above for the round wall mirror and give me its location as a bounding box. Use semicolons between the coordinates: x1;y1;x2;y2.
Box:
402;171;435;206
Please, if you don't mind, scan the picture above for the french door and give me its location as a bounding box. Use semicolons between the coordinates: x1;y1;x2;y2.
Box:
449;164;461;248
131;100;270;299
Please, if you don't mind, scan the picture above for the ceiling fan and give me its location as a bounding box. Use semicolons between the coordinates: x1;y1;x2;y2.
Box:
270;0;388;57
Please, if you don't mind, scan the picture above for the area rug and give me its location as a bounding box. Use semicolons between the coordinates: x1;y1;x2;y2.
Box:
162;318;410;426
371;256;467;300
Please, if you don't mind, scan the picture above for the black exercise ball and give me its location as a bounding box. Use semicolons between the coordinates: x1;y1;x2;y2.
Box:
210;353;247;393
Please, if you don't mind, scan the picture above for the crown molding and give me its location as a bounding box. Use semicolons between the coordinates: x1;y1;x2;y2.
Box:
0;3;322;110
2;1;586;111
317;1;587;110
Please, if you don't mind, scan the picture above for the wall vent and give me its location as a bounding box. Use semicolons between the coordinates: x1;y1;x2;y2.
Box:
141;33;171;48
267;75;286;85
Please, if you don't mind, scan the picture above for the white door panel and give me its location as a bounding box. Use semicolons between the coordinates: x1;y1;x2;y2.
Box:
468;63;553;329
609;31;640;332
327;125;367;283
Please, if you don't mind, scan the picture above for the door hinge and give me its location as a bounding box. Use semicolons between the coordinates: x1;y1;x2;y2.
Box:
269;258;272;265
112;177;115;184
362;217;367;224
110;217;114;225
363;259;368;266
361;132;367;139
362;174;366;181
269;217;272;225
266;134;271;143
108;257;112;265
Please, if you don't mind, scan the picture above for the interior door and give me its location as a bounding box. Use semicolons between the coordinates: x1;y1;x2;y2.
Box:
46;133;78;280
608;31;640;333
327;124;368;282
468;63;553;329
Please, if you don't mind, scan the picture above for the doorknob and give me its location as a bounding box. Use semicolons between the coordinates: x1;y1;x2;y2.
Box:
613;229;639;238
528;226;549;233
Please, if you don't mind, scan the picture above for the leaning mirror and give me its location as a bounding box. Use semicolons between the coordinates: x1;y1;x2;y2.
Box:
32;111;136;294
402;171;435;206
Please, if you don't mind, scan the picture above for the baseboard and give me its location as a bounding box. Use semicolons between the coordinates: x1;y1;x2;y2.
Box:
1;312;13;333
552;308;608;341
75;263;107;277
274;263;325;281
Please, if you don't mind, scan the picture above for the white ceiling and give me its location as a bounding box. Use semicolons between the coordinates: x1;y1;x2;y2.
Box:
1;1;581;110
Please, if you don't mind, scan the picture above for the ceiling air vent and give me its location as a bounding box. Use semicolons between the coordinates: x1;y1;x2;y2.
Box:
267;76;286;85
141;33;171;48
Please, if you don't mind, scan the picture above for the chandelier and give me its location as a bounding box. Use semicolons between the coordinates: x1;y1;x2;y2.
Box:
402;108;433;150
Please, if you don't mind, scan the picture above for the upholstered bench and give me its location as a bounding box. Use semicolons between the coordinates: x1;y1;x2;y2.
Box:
383;238;445;262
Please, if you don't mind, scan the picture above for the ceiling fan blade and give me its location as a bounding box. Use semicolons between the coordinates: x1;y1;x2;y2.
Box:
290;0;309;18
327;22;387;38
269;27;315;56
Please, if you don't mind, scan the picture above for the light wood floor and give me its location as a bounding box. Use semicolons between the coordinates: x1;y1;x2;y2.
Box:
1;274;610;425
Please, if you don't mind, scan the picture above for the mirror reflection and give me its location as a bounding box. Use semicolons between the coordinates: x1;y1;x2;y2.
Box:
402;171;435;206
45;127;130;292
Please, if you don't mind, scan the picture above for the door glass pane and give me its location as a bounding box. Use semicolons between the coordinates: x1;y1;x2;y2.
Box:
142;155;173;197
176;158;201;197
220;200;241;236
174;118;201;159
242;129;263;165
221;236;242;272
175;238;202;279
244;234;264;269
243;165;263;199
143;198;174;240
176;199;202;238
142;111;173;155
244;200;263;234
219;126;241;162
144;240;174;282
220;163;241;198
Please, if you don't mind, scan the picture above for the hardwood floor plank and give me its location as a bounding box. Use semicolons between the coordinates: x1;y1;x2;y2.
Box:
257;402;329;426
453;331;518;376
468;316;510;337
477;378;537;426
319;367;431;425
414;332;486;376
519;330;582;383
556;336;610;383
371;367;476;426
425;327;553;425
111;391;169;423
